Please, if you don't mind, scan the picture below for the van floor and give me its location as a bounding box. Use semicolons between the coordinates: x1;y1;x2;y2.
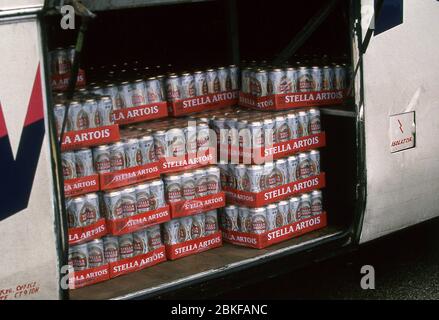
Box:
214;217;439;300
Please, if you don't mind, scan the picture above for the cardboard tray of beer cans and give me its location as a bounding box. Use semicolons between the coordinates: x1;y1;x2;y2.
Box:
165;231;223;260
169;192;226;219
106;205;171;236
99;161;161;190
159;148;215;174
108;246;167;279
68;263;110;289
168;90;239;117
222;212;327;249
68;218;108;245
64;174;100;197
61;124;121;151
224;173;326;208
238;90;345;111
111;101;169;125
223;132;326;164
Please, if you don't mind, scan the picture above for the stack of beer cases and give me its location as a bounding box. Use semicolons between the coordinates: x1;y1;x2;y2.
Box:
205;57;340;248
55;59;242;289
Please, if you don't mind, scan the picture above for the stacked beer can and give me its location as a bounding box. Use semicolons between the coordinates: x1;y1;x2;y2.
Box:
50;46;87;92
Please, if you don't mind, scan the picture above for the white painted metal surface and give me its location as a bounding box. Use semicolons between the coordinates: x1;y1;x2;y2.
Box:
0;17;60;299
360;1;439;243
0;1;44;12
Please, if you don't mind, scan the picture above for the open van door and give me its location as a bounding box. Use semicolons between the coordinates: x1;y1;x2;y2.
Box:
360;0;439;243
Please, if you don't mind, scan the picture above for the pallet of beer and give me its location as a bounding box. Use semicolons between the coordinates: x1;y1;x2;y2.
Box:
220;191;327;249
166;66;239;116
239;64;348;110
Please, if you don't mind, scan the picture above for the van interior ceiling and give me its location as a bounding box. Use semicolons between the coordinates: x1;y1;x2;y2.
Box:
44;0;358;299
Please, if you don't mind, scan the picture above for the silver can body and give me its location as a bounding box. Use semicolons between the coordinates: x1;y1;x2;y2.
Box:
166;76;181;101
124;138;143;168
163;220;181;245
121;187;138;217
194;169;208;198
206;167;221;195
322;66;334;91
206;69;220;94
87;239;105;268
180;74;196;99
110;142;126;171
311;190;323;216
287;155;299;183
205;210;219;235
275;116;290;143
309;150;320;176
334;65;346;90
118;233;134;259
250;207;267;234
146;78;163;102
147;225;163;250
192;214;206;239
311;66;323;91
224;206;239;231
103;191;124;220
298;193;312;219
139;135;156;164
274;159;289;186
62;151;76;180
265;204;279;230
166;128;186;157
149;180;165;209
181;172;197;200
288;197;301;223
164;175;183;203
247;165;264;193
103;235;120;263
130;80;148;107
308;108;321;134
298;111;310;137
133;229;149;256
75;148;95;177
285;67;298;93
135;183;151;214
268;69;284;94
97;96;114;126
253;70;268;97
194;71;208;96
297;152;312;180
228;65;239;90
238;207;251;233
277;201;290;227
286;113;300;139
298;67;313;92
84;193;100;224
69;243;89;271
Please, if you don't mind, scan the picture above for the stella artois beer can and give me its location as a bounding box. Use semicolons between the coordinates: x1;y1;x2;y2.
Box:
145;77;163;103
53;103;68;135
206;69;220;94
277;200;289;227
298;193;312;220
103;190;124;220
62;151;77;180
179;217;193;242
82;99;100;128
180;73;196;99
118;81;132;108
286;112;300;139
51;48;70;75
129;79;148;107
69;243;89;271
298;110;310;137
238;207;251;233
254;69;268;97
265;203;279;230
163;219;181;245
196;122;210;151
110;141;126;171
247;165;264;193
311;66;323;91
124;138;143;168
286;67;298;93
308;108;321;134
91;84;104;96
298;66;313;92
233;164;247;191
275;159;289;186
263;117;275;146
205;210;219;235
75;148;95;177
147;225;163;250
84;193;100;224
228;65;239;90
68;101;89;131
135;183;151;214
148;179;165;209
250;207;267;234
322;66;334;91
192;213;206;239
87;239;105;268
309;150;320;175
311;190;323;216
69;196;89;227
287;155;299;183
206;166;221;194
194;71;208;96
103;235;120;263
288;196;300;223
152;130;167;160
121;187;137;217
184;123;197;155
268;68;284;94
139;134;156;164
275;115;290;142
217;67;232;92
156;75;167;101
297;152;312;180
103;83;120;110
194;169;208;198
224;205;239;231
166;74;181;102
334;65;346;90
133;229;149;256
241;67;252;94
263;162;276;190
97;96;114;126
248;121;264;149
118;233;134;259
164;174;183;203
166;128;186;157
181;172;196;200
217;160;230;189
212;117;227;145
